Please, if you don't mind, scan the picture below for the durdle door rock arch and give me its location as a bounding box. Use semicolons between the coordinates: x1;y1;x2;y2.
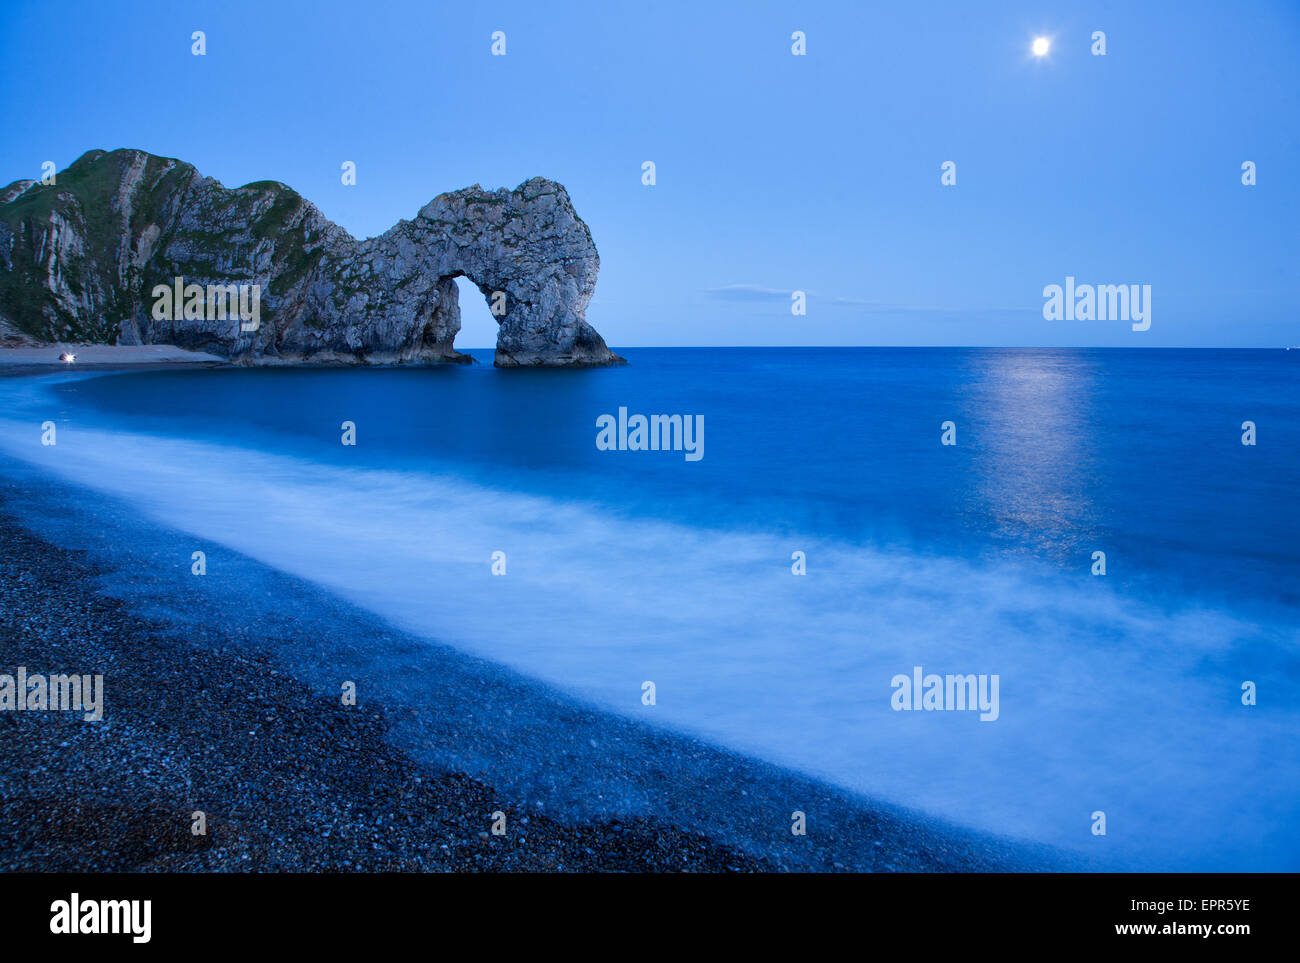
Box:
0;149;624;366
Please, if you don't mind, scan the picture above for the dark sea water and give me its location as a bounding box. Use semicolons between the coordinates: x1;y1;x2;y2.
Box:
1;347;1296;870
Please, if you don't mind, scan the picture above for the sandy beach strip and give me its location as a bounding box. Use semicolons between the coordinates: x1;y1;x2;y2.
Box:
0;344;227;372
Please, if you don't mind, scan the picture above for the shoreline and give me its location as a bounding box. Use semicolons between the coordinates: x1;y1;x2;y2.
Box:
0;344;495;376
0;343;229;371
0;424;1077;872
0;497;770;872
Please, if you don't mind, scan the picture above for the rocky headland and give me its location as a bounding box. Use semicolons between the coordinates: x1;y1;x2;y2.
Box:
0;149;623;367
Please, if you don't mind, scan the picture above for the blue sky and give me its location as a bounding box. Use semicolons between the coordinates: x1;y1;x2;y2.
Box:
2;0;1297;347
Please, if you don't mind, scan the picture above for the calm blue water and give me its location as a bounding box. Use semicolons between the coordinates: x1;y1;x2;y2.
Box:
1;347;1296;869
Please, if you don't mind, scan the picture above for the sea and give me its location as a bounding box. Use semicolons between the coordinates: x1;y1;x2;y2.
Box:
0;347;1295;870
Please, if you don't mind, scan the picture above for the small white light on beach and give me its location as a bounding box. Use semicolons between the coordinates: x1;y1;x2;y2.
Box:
59;352;76;363
1032;37;1050;57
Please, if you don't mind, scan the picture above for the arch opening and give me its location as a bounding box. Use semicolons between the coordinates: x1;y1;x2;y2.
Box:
452;275;500;351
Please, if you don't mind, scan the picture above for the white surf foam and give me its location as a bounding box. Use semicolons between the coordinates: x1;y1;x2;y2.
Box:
0;412;1294;868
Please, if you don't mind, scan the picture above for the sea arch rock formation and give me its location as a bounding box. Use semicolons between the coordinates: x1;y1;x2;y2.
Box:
0;149;624;366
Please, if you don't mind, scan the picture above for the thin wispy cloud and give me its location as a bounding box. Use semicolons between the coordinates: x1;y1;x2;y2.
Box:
703;284;793;301
704;285;1033;313
703;284;881;304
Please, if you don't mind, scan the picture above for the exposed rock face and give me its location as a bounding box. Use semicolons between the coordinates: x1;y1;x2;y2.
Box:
0;149;623;366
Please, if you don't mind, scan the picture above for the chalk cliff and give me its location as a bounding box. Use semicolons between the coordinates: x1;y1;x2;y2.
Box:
0;149;623;366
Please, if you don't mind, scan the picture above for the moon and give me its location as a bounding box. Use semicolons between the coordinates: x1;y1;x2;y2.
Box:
1032;37;1050;56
